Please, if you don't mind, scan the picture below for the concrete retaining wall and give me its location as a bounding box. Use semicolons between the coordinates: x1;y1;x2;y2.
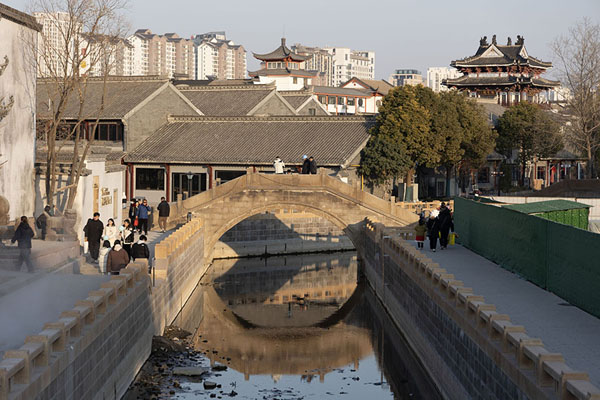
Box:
0;219;207;400
361;219;600;400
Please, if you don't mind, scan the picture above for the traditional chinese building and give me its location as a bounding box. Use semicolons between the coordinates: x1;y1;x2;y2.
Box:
249;38;318;91
444;35;559;106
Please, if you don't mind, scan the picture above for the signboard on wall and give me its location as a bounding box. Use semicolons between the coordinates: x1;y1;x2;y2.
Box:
101;187;112;206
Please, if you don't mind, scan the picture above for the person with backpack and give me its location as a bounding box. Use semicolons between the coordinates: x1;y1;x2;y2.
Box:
83;212;104;264
132;234;151;272
11;216;35;272
106;240;129;275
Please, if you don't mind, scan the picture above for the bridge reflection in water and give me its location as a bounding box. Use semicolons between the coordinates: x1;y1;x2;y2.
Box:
183;252;441;399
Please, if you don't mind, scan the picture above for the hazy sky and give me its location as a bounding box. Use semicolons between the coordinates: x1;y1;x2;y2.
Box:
6;0;600;80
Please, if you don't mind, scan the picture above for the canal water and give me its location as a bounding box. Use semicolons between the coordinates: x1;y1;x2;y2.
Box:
159;251;442;400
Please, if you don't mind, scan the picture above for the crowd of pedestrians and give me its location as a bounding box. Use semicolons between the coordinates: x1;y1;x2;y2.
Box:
272;155;318;174
84;197;170;275
416;202;455;252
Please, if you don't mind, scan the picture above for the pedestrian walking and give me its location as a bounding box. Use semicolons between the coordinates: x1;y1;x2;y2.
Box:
438;202;454;250
120;219;135;259
106;240;129;275
83;212;104;264
35;205;52;240
415;217;427;249
301;155;310;174
128;200;138;220
102;218;120;247
273;156;285;174
11;216;35;272
98;240;111;274
308;156;317;174
136;199;151;234
157;197;170;233
426;209;440;252
132;234;151;273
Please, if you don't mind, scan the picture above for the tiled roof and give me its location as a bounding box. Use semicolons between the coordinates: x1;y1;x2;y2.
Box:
253;38;312;62
0;3;41;31
341;78;394;95
280;94;313;109
312;86;372;97
248;68;318;78
173;79;257;87
37;76;169;120
178;88;275;116
444;75;559;88
452;44;552;68
124;116;374;166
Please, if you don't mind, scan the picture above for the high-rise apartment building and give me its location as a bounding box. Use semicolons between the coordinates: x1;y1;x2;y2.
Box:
127;29;195;79
34;12;78;77
388;69;424;87
291;44;334;86
193;32;246;80
324;47;375;87
426;67;462;92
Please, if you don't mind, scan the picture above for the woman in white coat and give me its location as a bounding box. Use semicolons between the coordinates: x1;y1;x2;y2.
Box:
103;218;120;247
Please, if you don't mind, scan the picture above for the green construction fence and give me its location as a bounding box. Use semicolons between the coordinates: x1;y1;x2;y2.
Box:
454;197;600;319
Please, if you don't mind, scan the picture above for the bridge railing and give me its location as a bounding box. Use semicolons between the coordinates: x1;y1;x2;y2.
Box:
167;172;419;226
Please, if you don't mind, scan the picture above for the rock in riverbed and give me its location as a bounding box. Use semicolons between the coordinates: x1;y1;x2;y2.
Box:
172;366;209;376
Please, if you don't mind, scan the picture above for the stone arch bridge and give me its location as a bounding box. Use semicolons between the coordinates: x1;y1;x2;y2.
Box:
170;172;419;257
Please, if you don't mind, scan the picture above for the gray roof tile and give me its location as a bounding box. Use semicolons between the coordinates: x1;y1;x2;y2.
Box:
178;88;274;116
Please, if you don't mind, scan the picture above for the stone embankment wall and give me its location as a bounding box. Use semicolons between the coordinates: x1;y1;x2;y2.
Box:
0;219;206;400
362;219;600;400
213;209;354;258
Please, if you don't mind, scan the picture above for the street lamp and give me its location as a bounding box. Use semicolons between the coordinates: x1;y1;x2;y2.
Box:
186;171;193;199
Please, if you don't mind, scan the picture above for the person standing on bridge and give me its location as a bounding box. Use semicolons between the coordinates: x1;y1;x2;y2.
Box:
438;202;454;250
309;156;317;174
84;212;104;264
106;240;129;275
301;155;310;174
274;156;285;174
426;209;440;252
157;197;170;233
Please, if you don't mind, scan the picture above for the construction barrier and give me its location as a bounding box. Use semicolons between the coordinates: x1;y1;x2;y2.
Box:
454;197;600;319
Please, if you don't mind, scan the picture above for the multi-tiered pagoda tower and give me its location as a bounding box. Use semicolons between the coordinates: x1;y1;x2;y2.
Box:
444;35;559;106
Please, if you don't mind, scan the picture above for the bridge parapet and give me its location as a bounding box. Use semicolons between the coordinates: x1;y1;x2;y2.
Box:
363;219;600;400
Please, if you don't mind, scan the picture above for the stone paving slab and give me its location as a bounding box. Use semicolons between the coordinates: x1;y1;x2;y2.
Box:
412;239;600;387
0;270;109;357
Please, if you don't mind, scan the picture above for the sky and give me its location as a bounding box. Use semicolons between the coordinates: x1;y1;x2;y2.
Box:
6;0;600;80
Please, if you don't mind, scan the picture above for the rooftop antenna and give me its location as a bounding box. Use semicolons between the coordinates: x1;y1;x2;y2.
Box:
283;24;285;39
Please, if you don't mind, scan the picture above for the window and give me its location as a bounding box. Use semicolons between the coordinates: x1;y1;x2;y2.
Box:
136;168;164;191
328;96;336;105
347;97;355;106
318;95;326;104
477;168;489;183
293;77;298;84
92;122;123;142
172;172;206;199
215;170;245;184
308;108;316;115
358;98;364;107
338;97;345;105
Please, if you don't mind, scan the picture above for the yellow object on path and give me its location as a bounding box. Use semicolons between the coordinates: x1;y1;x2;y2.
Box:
449;233;456;245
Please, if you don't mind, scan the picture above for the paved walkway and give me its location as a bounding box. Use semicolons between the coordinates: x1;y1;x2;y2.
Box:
0;228;174;357
412;240;600;387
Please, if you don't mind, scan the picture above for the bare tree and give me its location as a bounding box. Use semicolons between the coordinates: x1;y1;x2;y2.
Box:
0;55;14;168
30;0;128;210
552;18;600;178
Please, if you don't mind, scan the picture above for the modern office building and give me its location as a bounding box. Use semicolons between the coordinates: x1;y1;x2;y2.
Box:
388;69;424;87
426;67;462;92
324;47;375;87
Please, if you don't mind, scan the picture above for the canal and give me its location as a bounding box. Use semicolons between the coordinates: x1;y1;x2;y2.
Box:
127;252;441;399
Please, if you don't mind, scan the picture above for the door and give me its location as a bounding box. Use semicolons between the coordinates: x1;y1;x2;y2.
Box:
172;172;207;200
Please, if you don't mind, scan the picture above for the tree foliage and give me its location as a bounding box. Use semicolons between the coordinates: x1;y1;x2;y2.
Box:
497;102;563;184
359;85;496;189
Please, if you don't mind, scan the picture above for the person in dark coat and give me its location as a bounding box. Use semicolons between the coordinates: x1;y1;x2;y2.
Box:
84;212;104;263
308;156;317;174
128;200;138;221
438;202;455;250
301;155;310;174
132;234;151;272
11;216;35;272
157;197;170;233
426;209;441;252
36;205;52;240
136;199;151;235
106;240;129;275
